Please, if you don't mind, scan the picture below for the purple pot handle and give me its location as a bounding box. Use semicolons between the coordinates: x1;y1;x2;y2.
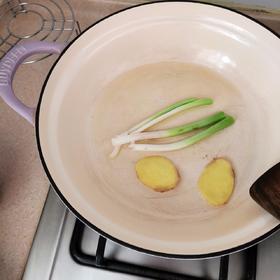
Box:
0;41;65;124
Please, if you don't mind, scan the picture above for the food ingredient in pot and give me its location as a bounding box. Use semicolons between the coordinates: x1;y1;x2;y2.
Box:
113;111;226;145
135;156;180;192
110;97;213;157
198;158;235;206
111;97;235;157
130;116;235;152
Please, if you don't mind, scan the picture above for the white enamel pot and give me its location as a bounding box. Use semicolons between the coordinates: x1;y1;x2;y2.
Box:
1;2;280;258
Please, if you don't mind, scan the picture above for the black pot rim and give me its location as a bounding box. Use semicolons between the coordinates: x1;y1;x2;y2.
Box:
35;0;280;259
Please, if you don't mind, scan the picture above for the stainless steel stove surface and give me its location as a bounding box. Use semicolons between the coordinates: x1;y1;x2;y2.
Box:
23;188;280;280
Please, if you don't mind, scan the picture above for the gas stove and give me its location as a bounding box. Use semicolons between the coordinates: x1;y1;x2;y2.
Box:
23;188;280;280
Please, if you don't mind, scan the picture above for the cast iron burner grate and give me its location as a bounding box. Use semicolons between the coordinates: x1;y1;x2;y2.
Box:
70;219;258;280
0;0;80;63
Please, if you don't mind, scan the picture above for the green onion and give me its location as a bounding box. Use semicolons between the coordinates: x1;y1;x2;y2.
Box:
110;97;213;157
129;98;213;134
129;116;235;152
127;97;198;134
112;111;226;146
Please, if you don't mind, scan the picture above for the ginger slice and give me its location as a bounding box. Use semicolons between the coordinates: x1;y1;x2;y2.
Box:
135;156;180;192
198;158;235;206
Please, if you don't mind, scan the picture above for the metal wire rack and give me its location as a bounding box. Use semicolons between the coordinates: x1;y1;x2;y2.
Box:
0;0;81;63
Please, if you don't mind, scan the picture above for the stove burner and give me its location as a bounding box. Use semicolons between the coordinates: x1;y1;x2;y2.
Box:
70;219;258;280
0;0;80;63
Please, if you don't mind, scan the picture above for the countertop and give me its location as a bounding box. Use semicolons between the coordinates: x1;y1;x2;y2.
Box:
0;1;133;279
0;1;279;279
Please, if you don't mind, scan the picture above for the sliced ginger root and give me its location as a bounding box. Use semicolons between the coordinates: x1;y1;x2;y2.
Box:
198;158;234;206
135;156;180;192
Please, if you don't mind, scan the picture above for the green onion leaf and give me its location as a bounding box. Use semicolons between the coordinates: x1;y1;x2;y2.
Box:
129;115;235;152
130;98;213;134
110;97;213;157
112;111;226;146
127;97;198;134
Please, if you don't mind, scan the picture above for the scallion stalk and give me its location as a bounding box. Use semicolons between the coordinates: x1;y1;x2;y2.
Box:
127;97;198;134
129;116;235;152
130;98;213;134
112;111;226;146
110;97;213;157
